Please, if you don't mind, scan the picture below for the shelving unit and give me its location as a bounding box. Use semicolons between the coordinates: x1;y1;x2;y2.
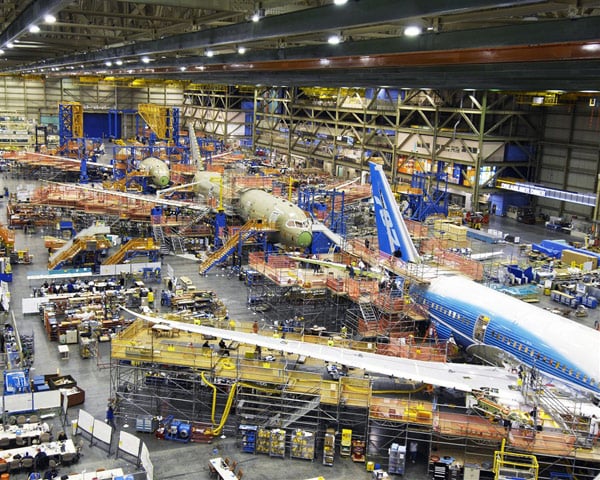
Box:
388;443;406;475
239;425;258;454
340;428;352;457
290;429;315;461
351;439;366;463
269;428;286;458
256;427;271;455
323;430;335;466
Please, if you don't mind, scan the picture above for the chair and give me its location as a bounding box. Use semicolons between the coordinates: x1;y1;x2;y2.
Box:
0;437;10;449
229;460;238;472
75;439;84;457
21;456;34;472
29;415;40;424
224;457;230;467
208;463;217;479
15;435;27;447
60;453;75;467
8;459;21;474
0;461;8;474
236;468;243;480
16;415;26;426
48;459;57;470
96;468;106;472
39;432;51;444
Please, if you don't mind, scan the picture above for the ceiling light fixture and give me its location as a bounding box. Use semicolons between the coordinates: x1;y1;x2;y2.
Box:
115;59;123;66
252;12;260;22
404;25;422;37
44;14;56;24
334;0;348;5
105;60;112;66
141;56;150;63
180;66;187;71
6;42;14;49
29;25;41;34
0;49;4;55
238;46;247;54
205;49;214;57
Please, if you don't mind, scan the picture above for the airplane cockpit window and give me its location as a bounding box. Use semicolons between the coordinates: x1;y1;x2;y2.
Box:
286;219;310;229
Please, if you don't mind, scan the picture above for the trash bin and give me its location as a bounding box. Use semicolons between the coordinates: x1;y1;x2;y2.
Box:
71;419;78;436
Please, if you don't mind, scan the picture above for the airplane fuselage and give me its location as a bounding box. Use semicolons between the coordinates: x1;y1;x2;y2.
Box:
411;272;600;397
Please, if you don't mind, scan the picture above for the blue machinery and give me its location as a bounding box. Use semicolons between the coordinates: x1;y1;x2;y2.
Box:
406;161;449;222
4;368;30;395
162;415;192;443
297;187;346;253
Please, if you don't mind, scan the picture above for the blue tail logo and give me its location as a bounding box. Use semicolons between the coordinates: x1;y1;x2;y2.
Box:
369;162;421;263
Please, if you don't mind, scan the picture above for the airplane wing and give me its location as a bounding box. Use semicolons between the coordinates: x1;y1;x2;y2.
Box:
121;307;522;402
46;181;210;212
287;256;383;279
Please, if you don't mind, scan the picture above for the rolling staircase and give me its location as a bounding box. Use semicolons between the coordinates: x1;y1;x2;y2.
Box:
198;219;275;275
48;224;110;270
103;238;157;265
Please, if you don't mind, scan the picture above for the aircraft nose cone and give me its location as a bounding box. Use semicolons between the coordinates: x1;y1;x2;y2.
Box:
297;231;312;248
158;176;169;187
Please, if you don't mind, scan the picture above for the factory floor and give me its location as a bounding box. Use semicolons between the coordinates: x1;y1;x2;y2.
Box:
0;174;592;479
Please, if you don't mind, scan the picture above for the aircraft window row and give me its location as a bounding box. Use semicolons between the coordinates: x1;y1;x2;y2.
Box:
423;300;466;324
489;331;587;379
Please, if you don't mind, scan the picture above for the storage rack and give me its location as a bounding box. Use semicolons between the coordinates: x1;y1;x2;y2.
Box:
290;429;315;461
340;428;352;458
239;425;258;454
388;442;406;475
269;428;286;458
323;430;335;466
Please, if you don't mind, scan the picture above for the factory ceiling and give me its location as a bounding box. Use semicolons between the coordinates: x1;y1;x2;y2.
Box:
1;0;600;91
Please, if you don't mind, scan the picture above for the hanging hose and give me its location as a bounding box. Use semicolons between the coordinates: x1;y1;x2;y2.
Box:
200;371;237;436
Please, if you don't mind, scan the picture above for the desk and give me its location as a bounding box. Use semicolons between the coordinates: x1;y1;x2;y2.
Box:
209;457;237;480
58;344;70;360
67;467;125;479
0;439;75;463
0;422;44;443
152;324;173;337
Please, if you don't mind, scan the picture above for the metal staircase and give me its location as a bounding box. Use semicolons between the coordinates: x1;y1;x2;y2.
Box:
271;395;322;429
48;224;111;270
170;235;186;255
152;225;170;255
358;301;379;324
198;219;275;275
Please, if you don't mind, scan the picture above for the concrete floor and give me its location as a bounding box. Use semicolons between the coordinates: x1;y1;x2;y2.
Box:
0;174;592;479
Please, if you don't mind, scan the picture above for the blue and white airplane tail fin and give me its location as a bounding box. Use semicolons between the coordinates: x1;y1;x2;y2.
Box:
369;162;421;263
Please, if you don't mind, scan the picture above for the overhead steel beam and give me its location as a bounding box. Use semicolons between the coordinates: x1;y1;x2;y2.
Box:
116;0;253;10
158;59;600;91
4;0;543;72
0;0;71;47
